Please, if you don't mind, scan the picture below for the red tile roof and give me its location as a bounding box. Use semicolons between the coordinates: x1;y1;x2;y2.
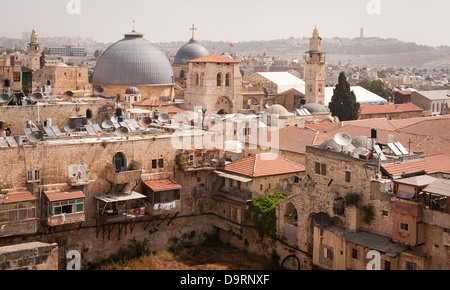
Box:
132;99;169;107
44;190;86;202
396;91;413;95
359;103;423;115
247;127;318;155
0;192;36;204
224;153;305;178
168;105;185;114
188;54;241;64
144;179;182;192
382;153;450;178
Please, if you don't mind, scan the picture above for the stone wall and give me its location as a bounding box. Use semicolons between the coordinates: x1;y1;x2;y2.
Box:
0;242;58;270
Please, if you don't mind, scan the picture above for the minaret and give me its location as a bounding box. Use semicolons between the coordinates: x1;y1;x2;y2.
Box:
304;27;326;105
28;29;41;70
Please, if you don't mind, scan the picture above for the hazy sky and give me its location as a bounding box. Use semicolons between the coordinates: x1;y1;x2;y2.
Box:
3;0;450;46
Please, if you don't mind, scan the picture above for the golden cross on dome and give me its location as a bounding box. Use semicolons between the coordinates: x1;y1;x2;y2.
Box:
190;24;197;40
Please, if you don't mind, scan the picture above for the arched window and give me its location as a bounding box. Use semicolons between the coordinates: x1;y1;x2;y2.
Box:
200;73;205;86
195;73;199;86
217;73;222;86
112;152;126;172
225;73;231;86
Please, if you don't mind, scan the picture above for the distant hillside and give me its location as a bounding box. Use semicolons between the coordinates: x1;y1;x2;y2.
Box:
158;37;450;68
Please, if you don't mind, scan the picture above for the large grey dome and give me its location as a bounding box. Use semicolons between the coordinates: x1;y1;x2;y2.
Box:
92;32;174;86
173;39;209;65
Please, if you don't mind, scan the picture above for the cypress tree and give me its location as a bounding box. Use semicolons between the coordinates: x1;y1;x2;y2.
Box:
329;72;360;121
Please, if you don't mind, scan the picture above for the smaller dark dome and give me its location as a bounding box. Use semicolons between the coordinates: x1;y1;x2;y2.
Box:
174;39;209;65
125;86;140;95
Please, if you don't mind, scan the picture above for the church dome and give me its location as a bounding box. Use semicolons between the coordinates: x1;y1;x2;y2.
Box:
125;86;140;95
92;32;174;86
266;104;294;117
174;39;209;65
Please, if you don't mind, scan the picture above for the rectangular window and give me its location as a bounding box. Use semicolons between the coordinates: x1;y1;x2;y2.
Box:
189;154;194;164
13;72;20;82
152;159;157;169
405;261;417;270
352;249;358;259
158;159;164;168
294;176;301;184
50;199;84;216
315;162;321;174
34;170;41;181
384;260;391;271
321;164;327;176
27;171;33;182
400;222;409;232
345;171;351;183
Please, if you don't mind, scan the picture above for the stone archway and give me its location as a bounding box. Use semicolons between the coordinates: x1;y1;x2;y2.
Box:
216;96;233;114
283;202;298;246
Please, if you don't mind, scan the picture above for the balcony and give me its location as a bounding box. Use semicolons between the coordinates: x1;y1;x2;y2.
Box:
95;191;148;223
149;200;181;216
100;207;146;223
105;164;142;185
47;212;85;227
176;150;225;172
216;189;252;202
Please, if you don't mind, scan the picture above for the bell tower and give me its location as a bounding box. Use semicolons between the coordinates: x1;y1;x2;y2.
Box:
28;29;41;70
304;27;326;105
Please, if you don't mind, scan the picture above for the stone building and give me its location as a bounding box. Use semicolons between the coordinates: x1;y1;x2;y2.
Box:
358;103;424;120
276;134;450;270
33;63;89;94
410;90;450;116
184;54;243;114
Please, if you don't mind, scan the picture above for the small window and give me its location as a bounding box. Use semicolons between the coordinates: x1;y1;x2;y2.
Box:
27;171;33;182
315;162;321;174
345;171;351;183
225;73;231;86
34;170;41;181
323;248;333;259
294;176;301;184
382;210;389;217
384;260;391;270
352;249;358;259
400;222;409;232
321;164;327;176
158;159;164;168
217;73;222;86
152;159;157;169
189;154;194;164
405;261;417;270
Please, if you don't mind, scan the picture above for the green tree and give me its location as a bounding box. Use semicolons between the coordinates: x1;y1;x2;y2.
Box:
357;79;393;102
329;72;360;121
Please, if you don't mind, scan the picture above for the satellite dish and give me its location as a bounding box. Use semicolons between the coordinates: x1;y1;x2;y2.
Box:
64;123;77;133
265;103;273;109
94;88;104;96
158;113;170;123
334;132;352;147
102;120;114;129
28;131;44;143
315;212;331;227
0;94;10;104
115;126;129;136
63;91;74;97
139;117;152;128
30;92;44;102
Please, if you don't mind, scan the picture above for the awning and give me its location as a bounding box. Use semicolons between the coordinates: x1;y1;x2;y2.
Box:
423;179;450;197
44;190;86;202
344;231;409;258
214;171;253;183
94;191;146;203
144;179;182;192
0;192;37;204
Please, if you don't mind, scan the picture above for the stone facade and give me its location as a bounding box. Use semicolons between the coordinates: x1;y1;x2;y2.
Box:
184;56;243;114
92;84;174;101
33;65;89;94
0;242;58;270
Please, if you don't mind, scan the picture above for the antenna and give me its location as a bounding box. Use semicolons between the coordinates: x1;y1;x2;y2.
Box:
158;113;170;124
334;132;352;147
28;131;44;143
139;117;152;128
